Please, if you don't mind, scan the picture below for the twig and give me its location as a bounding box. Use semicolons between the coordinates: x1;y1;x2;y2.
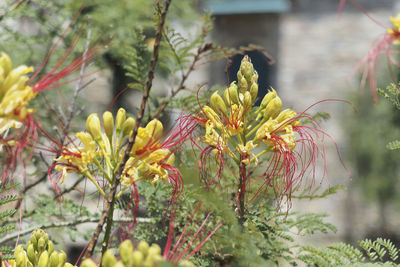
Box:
0;217;153;245
149;42;212;121
84;0;172;258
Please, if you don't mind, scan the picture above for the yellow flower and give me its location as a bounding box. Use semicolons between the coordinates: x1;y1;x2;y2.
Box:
0;52;36;135
131;119;163;157
387;14;400;45
201;121;229;152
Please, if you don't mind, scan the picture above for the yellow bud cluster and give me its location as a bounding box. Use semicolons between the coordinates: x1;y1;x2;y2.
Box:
236;55;258;100
80;240;194;267
0;52;36;135
14;229;74;267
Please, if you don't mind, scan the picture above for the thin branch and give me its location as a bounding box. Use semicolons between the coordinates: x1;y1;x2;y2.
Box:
84;0;172;258
149;42;212;121
0;217;153;245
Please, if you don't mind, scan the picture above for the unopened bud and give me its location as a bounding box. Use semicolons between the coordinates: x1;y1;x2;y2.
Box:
264;96;282;119
119;240;134;266
0;52;12;77
210;92;227;114
80;259;97;267
122;117;136;137
132;251;144;267
38;237;46;253
250;83;258;102
27;243;36;265
49;252;59;267
148;244;161;256
103;111;114;140
59;251;67;266
243;91;252;111
86;113;102;141
115;108;126;132
37;251;49;267
101;250;117;267
137;241;149;257
260;88;277;109
239;77;248;92
224;82;239;104
47;240;54;255
276;109;297;123
145;119;163;140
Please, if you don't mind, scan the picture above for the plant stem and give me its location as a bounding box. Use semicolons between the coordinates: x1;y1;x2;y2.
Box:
84;0;172;259
238;155;247;224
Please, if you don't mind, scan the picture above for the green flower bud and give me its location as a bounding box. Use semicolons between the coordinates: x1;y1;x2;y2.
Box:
132;251;144;267
122;117;136;137
103;111;114;140
38;237;46;253
137;241;149;257
264;96;282;120
59;251;67;266
15;245;26;267
260;88;277;109
30;234;38;250
37;251;49;267
49;251;59;267
210;91;227;114
243;91;252;111
86;113;102;141
80;259;97;267
250;83;258;102
119;240;134;266
239;77;248;92
47;240;54;255
224;82;239;105
27;243;36;265
148;244;161;257
101;250;117;267
115;108;126;132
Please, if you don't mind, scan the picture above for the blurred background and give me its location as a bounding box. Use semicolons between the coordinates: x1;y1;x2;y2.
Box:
2;0;400;255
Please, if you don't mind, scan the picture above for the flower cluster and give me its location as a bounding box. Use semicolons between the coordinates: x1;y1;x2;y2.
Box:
196;56;325;203
54;108;176;197
0;52;36;135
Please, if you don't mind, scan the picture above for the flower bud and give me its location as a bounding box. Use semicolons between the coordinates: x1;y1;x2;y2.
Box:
59;250;67;266
250;83;258;102
115;108;126;132
38;237;46;253
49;251;59;267
132;251;144;267
86;113;102;141
260;88;277;109
276;109;297;123
15;245;27;267
243;91;252;111
47;240;54;255
27;243;36;265
148;244;161;256
202;106;223;130
103;111;114;140
264;96;282;120
239;77;248;92
0;52;12;77
145;119;163;141
30;234;38;251
119;240;134;266
102;250;117;267
224;82;239;104
137;240;149;257
122;117;136;137
80;259;97;267
37;251;49;267
210;91;227;114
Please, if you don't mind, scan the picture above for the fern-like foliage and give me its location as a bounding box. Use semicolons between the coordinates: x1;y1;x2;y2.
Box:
377;82;400;110
298;238;400;266
0;182;21;260
122;28;151;91
386;140;400;150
